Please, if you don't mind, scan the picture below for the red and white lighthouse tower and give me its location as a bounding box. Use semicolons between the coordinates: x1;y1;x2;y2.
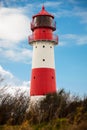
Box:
29;6;58;96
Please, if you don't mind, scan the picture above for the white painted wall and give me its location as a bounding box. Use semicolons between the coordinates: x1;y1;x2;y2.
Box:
32;41;55;69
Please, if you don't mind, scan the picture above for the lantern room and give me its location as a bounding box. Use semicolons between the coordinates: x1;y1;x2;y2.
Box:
31;6;56;31
29;6;58;45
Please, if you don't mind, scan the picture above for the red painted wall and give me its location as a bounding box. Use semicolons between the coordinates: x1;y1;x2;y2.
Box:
30;68;56;96
33;28;53;40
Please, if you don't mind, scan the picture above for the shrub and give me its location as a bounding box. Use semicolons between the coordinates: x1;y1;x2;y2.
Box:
0;88;30;125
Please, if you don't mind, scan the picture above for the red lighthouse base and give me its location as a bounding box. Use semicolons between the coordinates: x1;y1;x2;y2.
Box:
30;68;56;96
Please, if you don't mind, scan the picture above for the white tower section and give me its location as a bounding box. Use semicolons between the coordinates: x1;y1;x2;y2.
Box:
32;41;55;69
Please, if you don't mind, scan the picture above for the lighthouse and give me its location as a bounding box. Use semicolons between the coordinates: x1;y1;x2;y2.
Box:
29;6;58;96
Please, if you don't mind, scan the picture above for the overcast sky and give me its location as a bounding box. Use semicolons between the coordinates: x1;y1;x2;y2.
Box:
0;0;87;97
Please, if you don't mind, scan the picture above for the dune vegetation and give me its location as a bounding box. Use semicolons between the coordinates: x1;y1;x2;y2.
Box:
0;87;87;130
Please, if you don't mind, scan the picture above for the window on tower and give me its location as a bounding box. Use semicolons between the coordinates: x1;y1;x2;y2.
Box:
34;76;35;79
52;76;54;79
31;14;56;31
43;59;45;61
43;30;45;32
33;16;54;28
43;45;45;48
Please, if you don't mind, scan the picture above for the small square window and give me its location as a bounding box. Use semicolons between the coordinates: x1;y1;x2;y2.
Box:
43;45;45;48
43;59;45;61
52;76;54;79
